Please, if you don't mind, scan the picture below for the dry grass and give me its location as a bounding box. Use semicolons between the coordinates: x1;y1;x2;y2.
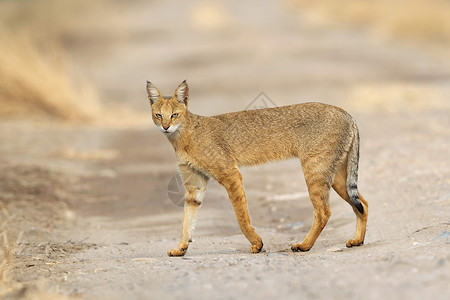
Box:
289;0;450;45
0;32;100;121
0;204;21;296
0;0;105;121
1;199;74;299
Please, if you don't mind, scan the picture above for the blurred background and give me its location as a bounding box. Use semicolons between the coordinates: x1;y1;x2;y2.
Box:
1;0;449;121
0;0;449;299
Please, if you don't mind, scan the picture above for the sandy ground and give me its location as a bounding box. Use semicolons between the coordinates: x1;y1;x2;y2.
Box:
1;1;450;299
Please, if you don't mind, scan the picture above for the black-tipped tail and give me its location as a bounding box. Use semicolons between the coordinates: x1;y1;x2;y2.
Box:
355;202;364;214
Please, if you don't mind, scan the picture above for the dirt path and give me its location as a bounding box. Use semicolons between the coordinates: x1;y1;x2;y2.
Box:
2;1;450;299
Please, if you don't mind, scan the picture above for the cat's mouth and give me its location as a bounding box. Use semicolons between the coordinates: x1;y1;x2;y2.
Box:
160;123;180;134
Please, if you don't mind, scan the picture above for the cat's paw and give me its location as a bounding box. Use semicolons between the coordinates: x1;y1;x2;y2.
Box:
291;243;311;252
250;241;263;253
167;248;187;257
346;239;364;248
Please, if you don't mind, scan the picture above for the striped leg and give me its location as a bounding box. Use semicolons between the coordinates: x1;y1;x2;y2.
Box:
168;165;209;257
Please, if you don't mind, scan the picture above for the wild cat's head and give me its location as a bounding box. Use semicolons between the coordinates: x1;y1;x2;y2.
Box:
146;80;189;135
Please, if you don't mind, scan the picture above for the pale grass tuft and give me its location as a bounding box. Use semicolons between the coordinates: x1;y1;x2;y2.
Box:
0;0;109;122
0;0;145;123
0;31;100;121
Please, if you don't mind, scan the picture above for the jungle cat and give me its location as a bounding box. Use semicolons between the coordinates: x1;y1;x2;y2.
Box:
146;80;368;256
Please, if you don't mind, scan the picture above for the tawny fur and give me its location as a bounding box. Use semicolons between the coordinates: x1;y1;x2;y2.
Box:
146;80;368;256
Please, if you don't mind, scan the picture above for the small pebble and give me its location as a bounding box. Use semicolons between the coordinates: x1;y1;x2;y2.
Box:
327;247;343;252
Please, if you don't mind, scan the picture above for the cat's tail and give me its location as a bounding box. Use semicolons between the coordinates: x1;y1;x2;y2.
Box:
347;120;364;214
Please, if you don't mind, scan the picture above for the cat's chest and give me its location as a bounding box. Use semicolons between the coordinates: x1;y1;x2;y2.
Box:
176;150;210;176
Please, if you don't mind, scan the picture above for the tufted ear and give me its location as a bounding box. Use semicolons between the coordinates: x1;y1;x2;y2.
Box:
174;80;189;105
146;81;162;105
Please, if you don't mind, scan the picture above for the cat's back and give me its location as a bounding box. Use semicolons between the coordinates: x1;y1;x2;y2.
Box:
205;102;351;136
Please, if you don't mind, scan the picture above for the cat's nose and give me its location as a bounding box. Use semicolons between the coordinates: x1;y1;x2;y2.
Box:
163;125;170;130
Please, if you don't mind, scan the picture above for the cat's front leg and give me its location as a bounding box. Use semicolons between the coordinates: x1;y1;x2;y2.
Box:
168;165;209;257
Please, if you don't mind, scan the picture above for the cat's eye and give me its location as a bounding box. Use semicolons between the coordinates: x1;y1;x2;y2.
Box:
155;113;162;118
171;113;179;119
